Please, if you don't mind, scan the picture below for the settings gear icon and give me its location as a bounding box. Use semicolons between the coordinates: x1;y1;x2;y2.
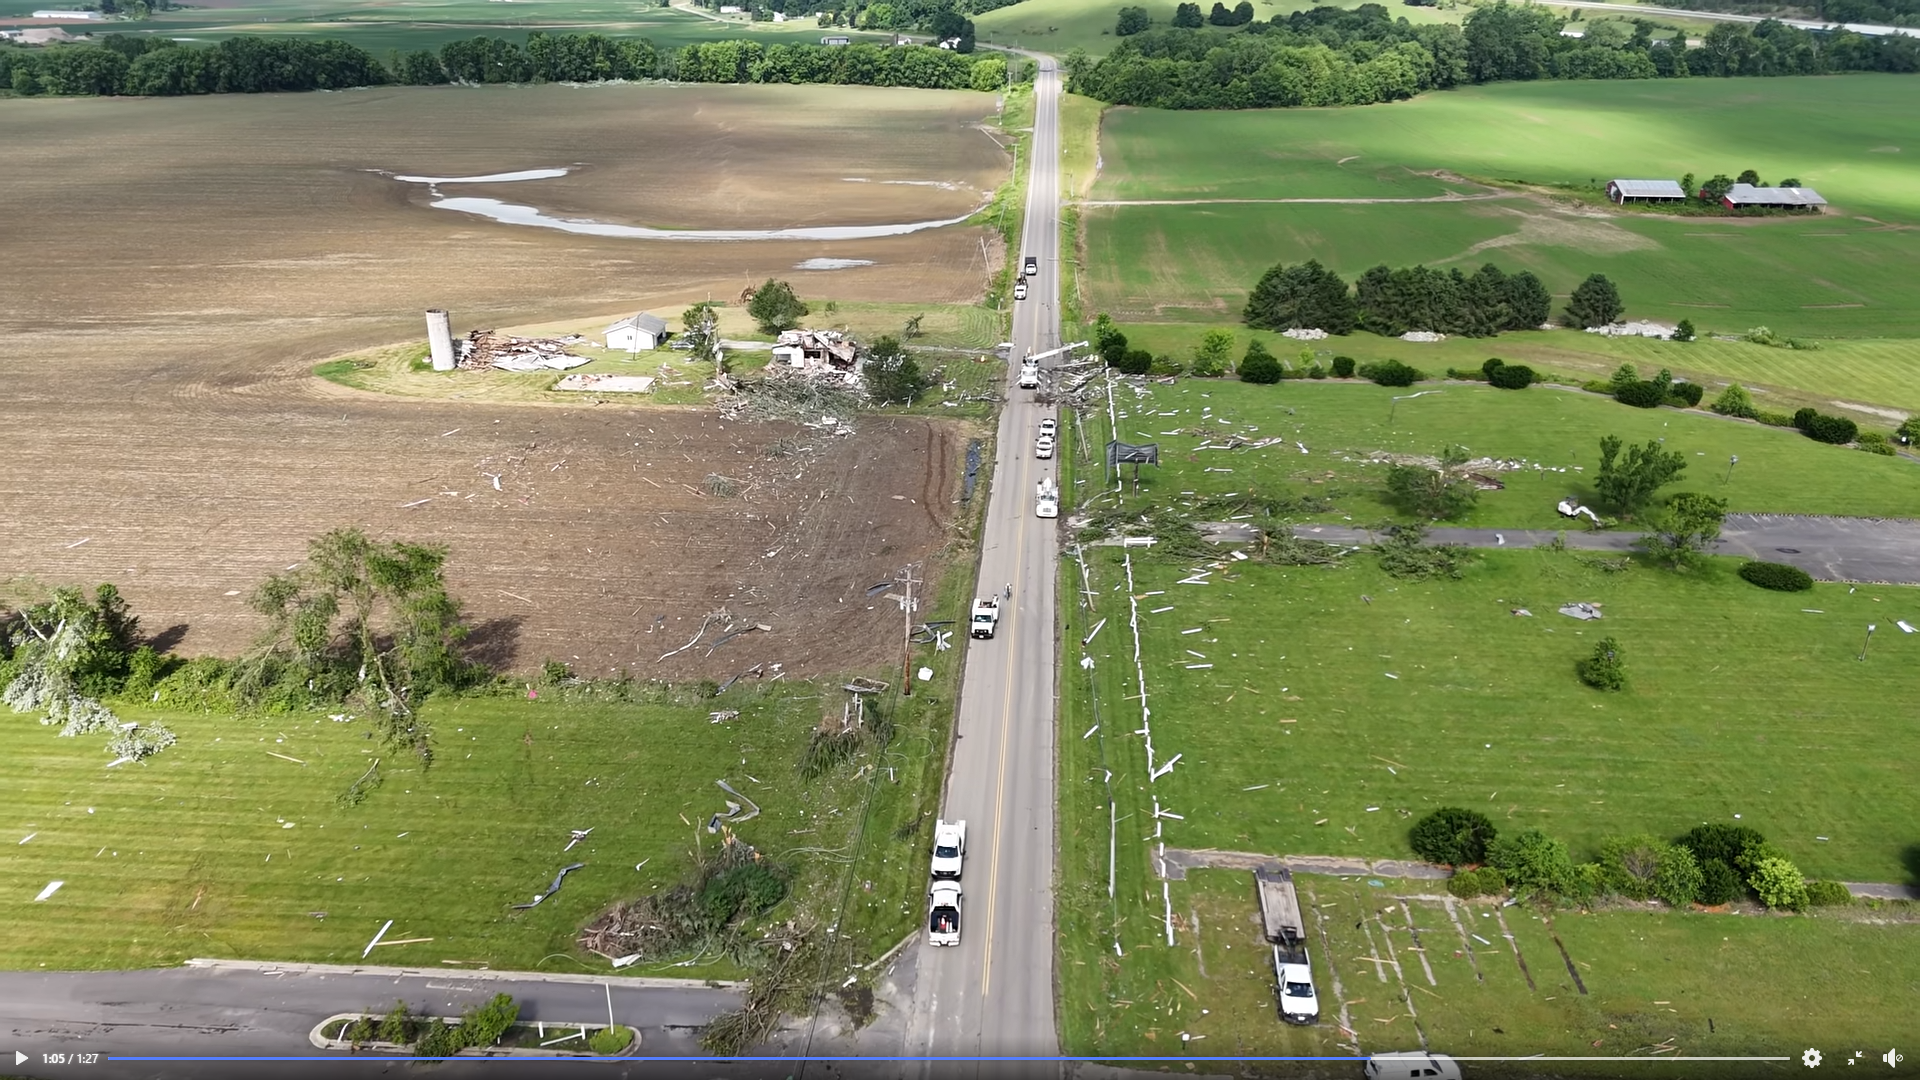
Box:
1802;1048;1823;1068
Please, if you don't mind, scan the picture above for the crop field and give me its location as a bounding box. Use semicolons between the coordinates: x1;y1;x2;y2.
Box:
0;665;961;972
1078;78;1920;408
0;0;896;55
1090;379;1920;527
1054;867;1920;1066
0;83;1009;673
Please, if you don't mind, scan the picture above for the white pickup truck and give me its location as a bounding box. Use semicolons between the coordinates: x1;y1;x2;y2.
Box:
969;597;1000;639
1013;277;1028;302
927;882;963;946
931;818;966;879
1035;477;1059;519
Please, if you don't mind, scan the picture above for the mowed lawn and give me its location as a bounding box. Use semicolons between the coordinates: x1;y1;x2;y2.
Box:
1053;867;1920;1064
1;685;864;973
1113;323;1920;418
1092;379;1920;527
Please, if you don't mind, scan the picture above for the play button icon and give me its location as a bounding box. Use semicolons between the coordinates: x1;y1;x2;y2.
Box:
14;1051;26;1066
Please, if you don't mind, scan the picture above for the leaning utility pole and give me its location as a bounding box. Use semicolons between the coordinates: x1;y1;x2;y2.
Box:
900;562;921;697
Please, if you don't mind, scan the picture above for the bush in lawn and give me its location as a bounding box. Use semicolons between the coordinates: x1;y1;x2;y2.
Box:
1653;844;1704;908
1806;880;1854;907
1189;328;1233;377
1238;341;1282;384
1488;827;1578;898
1697;858;1742;905
1899;414;1920;444
459;994;519;1049
1679;822;1768;871
1447;867;1505;899
1756;409;1796;427
344;1015;377;1044
1359;358;1423;387
1809;414;1858;444
1608;363;1639;393
1666;382;1704;407
1857;431;1896;456
1581;379;1615;395
1410;807;1498;866
1488;362;1536;389
1448;366;1489;381
1749;856;1810;911
1576;636;1625;691
1711;383;1759;419
1330;355;1355;378
1375;524;1470;580
1149;353;1185;377
589;1025;635;1054
1738;561;1813;592
1117;348;1154;376
1598;833;1664;899
1614;380;1666;409
1308;363;1327;379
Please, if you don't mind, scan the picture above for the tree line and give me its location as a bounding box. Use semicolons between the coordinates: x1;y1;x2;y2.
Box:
1242;258;1628;337
1067;2;1920;110
1;29;1009;97
1662;0;1919;28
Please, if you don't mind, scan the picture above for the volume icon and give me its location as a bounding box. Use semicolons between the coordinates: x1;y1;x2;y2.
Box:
1883;1049;1902;1068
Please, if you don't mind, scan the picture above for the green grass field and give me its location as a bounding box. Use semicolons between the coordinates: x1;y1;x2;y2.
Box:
2;658;961;972
972;0;1461;57
1089;379;1920;527
1112;323;1920;419
1053;867;1920;1064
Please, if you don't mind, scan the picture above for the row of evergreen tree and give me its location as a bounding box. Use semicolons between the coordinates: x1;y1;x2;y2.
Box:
0;29;1008;97
1244;259;1628;336
1067;2;1920;110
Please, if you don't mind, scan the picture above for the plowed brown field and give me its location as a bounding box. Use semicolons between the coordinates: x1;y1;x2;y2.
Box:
0;83;1005;678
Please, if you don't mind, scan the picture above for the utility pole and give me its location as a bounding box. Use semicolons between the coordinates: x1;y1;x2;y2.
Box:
900;563;920;697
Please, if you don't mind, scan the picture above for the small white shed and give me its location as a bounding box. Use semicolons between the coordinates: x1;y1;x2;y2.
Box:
605;312;668;352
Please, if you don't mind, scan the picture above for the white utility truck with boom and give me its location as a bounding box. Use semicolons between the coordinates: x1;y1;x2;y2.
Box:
1035;477;1059;519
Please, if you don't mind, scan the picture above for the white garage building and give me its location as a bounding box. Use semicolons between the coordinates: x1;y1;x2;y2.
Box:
605;312;668;352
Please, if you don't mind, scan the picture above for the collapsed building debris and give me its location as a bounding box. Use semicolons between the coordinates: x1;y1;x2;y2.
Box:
770;329;862;384
458;329;592;373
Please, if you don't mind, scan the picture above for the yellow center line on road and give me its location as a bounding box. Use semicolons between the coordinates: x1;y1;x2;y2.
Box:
981;338;1038;1001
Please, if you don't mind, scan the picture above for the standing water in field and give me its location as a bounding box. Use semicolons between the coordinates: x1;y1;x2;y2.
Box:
382;167;987;242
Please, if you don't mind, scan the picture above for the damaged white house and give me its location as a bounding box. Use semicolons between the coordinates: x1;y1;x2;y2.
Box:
605;312;669;352
771;329;863;384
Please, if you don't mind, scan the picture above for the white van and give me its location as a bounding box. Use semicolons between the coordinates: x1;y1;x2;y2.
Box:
1364;1052;1461;1080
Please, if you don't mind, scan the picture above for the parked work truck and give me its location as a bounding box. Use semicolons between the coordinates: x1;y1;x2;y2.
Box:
1017;360;1040;389
970;597;1001;639
930;818;967;879
1035;477;1059;519
928;882;963;946
1255;867;1320;1025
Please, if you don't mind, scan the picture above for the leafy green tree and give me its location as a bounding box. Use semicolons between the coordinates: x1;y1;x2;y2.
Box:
1678;823;1769;871
1189;328;1234;377
681;302;720;367
1576;635;1625;691
1207;1;1234;24
1172;1;1205;27
1671;318;1696;342
1488;827;1578;898
1243;260;1356;335
1409;807;1498;866
1238;340;1282;384
747;279;809;334
863;335;926;405
1115;5;1151;35
1639;491;1727;569
1736;168;1762;186
1563;273;1625;328
1711;383;1758;419
1608;363;1640;393
1231;0;1254;22
1093;313;1129;367
1;584;140;700
1595;434;1686;518
458;994;520;1048
1749;856;1809;911
242;528;473;760
1386;445;1478;521
1679;171;1694;197
1898;414;1920;444
1699;173;1734;204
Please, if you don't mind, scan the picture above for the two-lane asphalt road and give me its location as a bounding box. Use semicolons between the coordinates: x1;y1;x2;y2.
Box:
902;54;1064;1078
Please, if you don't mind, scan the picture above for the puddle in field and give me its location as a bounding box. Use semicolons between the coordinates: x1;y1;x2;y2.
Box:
383;167;983;242
795;258;877;270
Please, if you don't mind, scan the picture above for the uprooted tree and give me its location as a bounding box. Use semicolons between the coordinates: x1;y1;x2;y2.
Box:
681;301;721;368
1638;491;1728;569
238;528;474;763
1;583;176;759
1385;444;1480;521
